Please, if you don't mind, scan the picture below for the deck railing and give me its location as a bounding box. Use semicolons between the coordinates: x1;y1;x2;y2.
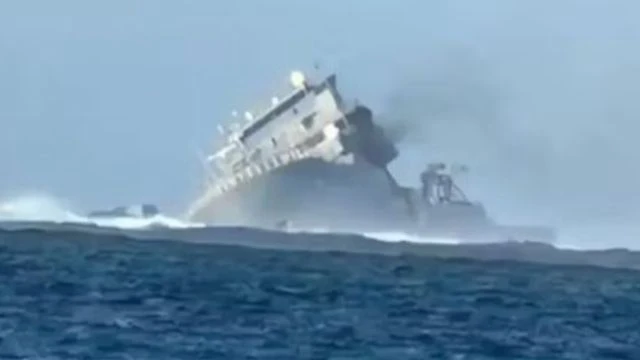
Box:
184;146;312;220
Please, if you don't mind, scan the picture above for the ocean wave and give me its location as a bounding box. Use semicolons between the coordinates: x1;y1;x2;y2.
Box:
1;220;639;272
0;194;472;246
2;224;638;359
2;193;640;271
0;194;203;230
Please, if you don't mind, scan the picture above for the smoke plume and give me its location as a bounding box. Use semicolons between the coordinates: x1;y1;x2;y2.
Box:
376;1;640;246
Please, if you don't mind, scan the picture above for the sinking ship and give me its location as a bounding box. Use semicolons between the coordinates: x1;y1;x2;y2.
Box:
184;70;556;243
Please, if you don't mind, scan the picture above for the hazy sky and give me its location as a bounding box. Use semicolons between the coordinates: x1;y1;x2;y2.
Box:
2;1;640;245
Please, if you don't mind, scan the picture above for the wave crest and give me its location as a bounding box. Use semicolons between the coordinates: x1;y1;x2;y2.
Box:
0;194;202;230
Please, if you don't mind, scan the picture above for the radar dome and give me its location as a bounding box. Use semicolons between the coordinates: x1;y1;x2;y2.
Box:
289;70;307;89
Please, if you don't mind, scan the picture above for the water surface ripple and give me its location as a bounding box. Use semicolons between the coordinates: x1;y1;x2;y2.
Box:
0;231;639;359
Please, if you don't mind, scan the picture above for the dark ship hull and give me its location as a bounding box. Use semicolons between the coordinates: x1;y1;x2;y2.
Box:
88;204;160;219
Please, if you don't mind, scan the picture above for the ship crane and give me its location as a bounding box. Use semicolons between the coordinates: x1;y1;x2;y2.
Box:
420;162;470;206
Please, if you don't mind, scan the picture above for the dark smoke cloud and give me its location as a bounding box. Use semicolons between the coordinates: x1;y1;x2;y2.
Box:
375;1;640;246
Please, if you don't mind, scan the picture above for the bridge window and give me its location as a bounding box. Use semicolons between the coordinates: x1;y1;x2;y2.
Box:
301;114;315;130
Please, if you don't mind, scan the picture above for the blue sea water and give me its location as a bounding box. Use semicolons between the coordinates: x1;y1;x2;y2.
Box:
0;229;639;359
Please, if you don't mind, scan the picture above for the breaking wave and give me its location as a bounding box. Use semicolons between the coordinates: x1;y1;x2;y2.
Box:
0;194;464;246
0;194;201;230
0;194;613;252
2;194;640;271
299;227;461;245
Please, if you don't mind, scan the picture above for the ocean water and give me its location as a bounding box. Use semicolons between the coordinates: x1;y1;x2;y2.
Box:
1;228;639;360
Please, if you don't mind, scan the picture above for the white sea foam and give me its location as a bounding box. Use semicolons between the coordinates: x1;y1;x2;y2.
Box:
0;194;203;230
0;193;628;251
293;227;461;245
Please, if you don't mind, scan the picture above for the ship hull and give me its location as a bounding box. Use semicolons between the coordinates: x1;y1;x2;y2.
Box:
188;158;556;244
190;158;410;229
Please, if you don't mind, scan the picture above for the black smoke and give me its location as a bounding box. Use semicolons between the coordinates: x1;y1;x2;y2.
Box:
372;2;640;246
